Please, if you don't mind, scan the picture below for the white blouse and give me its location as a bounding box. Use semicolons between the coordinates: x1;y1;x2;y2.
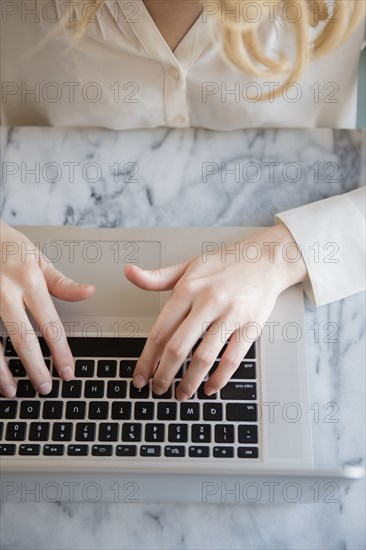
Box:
1;0;365;305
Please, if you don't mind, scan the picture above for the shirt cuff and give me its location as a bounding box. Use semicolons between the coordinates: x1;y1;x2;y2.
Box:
275;187;366;306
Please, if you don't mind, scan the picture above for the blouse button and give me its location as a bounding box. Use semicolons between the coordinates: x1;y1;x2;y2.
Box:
168;67;181;80
172;115;186;124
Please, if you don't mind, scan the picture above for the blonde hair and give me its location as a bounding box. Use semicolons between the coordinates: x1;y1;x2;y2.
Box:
60;0;364;100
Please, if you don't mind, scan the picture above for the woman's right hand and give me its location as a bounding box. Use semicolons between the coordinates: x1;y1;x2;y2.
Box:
0;220;95;397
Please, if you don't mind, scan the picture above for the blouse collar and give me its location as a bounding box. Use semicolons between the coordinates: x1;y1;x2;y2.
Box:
105;0;212;72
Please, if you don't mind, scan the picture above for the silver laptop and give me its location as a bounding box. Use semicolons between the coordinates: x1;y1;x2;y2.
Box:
0;225;364;504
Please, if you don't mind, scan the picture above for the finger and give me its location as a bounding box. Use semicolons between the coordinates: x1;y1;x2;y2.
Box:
153;303;220;399
0;297;52;394
132;287;192;389
40;258;95;302
175;317;233;400
204;325;255;395
124;260;191;291
0;345;17;397
23;279;75;381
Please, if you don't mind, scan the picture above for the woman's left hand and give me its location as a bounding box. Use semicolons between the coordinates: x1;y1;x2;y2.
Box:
125;223;308;400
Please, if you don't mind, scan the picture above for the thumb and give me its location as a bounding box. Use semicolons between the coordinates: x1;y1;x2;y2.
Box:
42;262;95;302
124;261;190;291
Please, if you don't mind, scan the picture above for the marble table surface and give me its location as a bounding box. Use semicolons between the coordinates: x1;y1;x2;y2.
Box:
0;126;365;550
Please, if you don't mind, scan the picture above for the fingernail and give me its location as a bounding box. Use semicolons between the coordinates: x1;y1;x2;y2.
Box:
129;264;141;270
204;385;216;396
176;390;189;401
2;385;16;398
37;381;52;394
61;366;74;380
153;384;166;396
133;374;146;388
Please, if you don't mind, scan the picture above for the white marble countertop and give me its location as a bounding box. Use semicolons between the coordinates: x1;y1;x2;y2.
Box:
0;126;365;550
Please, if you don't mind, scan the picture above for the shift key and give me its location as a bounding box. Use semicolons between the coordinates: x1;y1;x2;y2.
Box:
221;382;256;400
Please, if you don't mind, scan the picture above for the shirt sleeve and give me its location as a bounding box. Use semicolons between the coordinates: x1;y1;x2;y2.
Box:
275;187;366;306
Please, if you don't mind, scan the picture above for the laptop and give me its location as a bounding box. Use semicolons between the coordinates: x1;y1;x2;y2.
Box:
0;225;364;504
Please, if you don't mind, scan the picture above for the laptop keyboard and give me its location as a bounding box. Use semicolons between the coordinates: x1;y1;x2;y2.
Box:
0;337;260;461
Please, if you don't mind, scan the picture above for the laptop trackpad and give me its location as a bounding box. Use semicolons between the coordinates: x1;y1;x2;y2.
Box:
44;240;161;317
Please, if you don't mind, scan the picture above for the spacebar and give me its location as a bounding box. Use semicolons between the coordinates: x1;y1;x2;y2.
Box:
66;337;147;357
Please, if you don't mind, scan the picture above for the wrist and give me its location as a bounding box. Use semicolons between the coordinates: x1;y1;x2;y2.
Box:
270;223;309;291
254;223;308;293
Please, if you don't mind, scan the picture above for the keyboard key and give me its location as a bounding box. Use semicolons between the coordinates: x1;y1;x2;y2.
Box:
116;445;137;456
238;447;259;458
152;386;172;399
198;383;217;400
157;402;177;420
62;380;82;398
164;445;185;457
122;423;141;442
4;337;17;356
51;364;60;377
20;401;40;419
52;422;73;441
99;423;119;441
134;402;154;420
107;381;127;399
175;381;194;400
111;402;131;419
39;380;60;398
88;401;109;420
75;360;95;378
180;402;200;420
43;401;63;419
226;403;258;422
215;424;235;443
97;360;117;377
44;444;64;456
232;362;256;379
168;423;188;443
208;362;219;376
213;446;234;458
175;365;184;379
145;423;165;442
75;422;96;441
66;337;146;357
66;401;86;419
189;446;210;457
192;424;211;443
84;380;105;398
6;422;27;441
68;445;89;456
215;342;256;360
38;337;51;357
0;400;18;419
238;425;258;444
119;360;137;377
5;337;51;357
29;422;50;441
203;402;223;421
220;382;256;401
16;380;36;398
245;344;256;359
0;444;16;455
8;359;26;377
130;384;149;399
140;445;161;457
92;445;113;456
19;444;40;456
0;422;3;440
